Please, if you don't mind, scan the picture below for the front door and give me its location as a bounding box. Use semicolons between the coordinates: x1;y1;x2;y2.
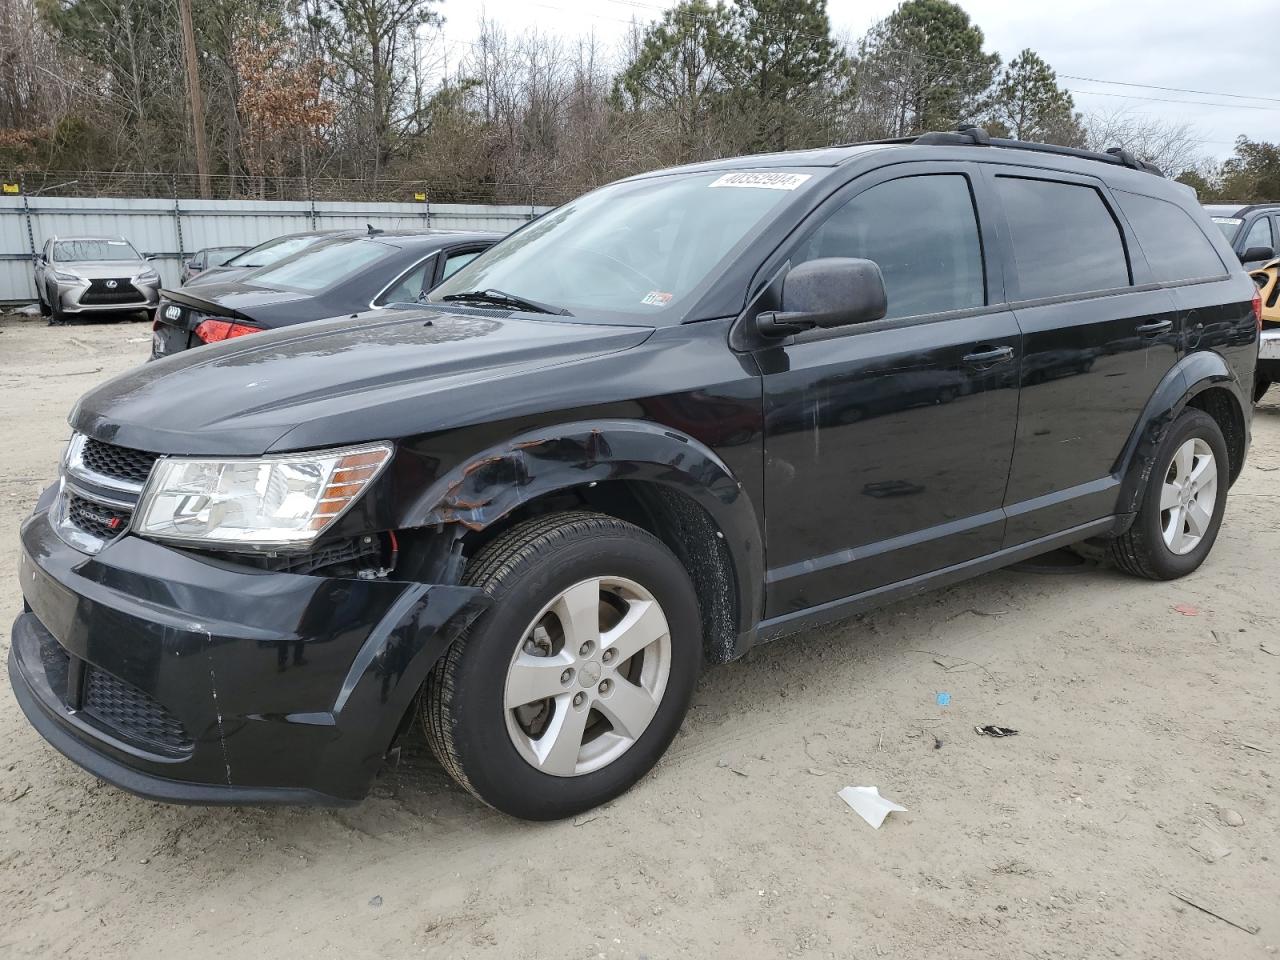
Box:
756;165;1021;617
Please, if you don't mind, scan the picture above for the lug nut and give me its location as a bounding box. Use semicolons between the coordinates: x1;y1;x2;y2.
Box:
602;648;615;664
579;640;595;657
572;692;587;708
560;668;574;685
598;679;612;695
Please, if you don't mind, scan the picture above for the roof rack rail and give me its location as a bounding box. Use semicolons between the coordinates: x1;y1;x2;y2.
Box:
901;125;1166;178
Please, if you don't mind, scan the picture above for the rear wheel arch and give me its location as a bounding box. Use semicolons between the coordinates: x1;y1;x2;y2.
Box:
1114;354;1249;519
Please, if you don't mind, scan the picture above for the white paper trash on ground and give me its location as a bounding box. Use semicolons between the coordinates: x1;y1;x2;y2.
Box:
837;786;908;829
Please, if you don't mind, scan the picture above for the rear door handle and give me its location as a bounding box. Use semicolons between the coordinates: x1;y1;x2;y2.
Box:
1136;320;1173;334
962;345;1014;366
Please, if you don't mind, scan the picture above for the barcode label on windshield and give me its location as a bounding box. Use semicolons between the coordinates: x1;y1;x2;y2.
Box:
709;172;812;191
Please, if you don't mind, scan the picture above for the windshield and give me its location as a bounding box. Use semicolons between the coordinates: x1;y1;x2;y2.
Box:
428;170;810;319
53;239;140;262
245;237;393;292
1211;217;1243;242
208;247;246;266
228;235;325;268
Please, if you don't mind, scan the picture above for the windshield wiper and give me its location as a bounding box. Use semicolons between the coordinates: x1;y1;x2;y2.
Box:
441;288;571;316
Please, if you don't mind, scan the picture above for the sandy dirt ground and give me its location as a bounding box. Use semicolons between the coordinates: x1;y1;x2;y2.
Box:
0;312;1277;959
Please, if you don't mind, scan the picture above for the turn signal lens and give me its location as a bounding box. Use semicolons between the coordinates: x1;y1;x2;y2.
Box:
194;318;261;343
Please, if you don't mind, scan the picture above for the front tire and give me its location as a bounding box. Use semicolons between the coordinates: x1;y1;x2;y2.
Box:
1108;409;1229;580
423;511;702;820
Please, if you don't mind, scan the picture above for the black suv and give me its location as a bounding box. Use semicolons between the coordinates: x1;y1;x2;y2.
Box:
10;130;1258;821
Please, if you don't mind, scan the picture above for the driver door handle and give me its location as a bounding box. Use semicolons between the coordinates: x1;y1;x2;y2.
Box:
962;345;1014;367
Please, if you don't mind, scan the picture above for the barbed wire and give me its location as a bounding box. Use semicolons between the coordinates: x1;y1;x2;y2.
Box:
0;169;581;206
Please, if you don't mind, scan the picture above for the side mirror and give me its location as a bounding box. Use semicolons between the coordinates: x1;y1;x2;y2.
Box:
1241;245;1274;263
756;258;888;337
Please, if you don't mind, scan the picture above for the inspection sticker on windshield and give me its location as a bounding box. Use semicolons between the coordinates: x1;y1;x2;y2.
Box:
709;171;812;191
641;291;673;306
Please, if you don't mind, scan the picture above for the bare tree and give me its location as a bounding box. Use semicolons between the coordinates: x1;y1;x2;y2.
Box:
1083;107;1204;176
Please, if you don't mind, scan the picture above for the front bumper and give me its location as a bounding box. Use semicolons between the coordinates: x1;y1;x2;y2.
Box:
10;507;486;805
54;278;159;313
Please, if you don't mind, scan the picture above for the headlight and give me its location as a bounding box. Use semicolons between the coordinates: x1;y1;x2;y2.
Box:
137;269;160;283
52;270;82;283
134;443;392;549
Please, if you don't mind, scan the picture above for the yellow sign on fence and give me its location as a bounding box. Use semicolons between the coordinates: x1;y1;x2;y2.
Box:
1;183;19;195
413;191;427;202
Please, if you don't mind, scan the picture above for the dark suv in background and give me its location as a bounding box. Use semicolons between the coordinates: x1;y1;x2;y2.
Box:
1205;202;1280;269
11;129;1256;821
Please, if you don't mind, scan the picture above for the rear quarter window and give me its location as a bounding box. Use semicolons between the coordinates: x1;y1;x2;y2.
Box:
1116;191;1227;283
994;176;1130;300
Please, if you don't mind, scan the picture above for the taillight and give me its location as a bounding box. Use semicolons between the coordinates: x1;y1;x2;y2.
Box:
194;319;261;343
1253;288;1263;333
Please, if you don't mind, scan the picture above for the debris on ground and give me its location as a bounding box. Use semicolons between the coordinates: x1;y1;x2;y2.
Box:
368;895;383;908
1241;742;1270;754
1169;890;1259;935
975;725;1019;738
1217;808;1245;828
837;786;908;830
936;692;951;707
1172;603;1200;616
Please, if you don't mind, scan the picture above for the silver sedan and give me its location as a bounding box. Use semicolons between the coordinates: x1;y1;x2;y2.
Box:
34;235;161;324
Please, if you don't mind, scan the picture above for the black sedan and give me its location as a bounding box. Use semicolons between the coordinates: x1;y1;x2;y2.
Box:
151;229;498;358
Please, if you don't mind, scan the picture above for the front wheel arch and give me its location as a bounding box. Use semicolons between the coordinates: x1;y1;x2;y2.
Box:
400;420;764;657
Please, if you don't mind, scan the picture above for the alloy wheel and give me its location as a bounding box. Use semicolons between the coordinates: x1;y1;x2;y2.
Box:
503;576;671;777
1159;437;1217;556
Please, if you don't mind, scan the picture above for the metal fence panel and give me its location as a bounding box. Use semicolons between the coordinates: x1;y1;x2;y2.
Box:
0;196;550;303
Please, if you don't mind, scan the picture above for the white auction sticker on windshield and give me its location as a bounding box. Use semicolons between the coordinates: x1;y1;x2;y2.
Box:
641;291;673;306
709;171;812;191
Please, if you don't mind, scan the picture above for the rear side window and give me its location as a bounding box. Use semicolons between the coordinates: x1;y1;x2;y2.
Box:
995;177;1129;299
1115;192;1226;283
794;174;985;319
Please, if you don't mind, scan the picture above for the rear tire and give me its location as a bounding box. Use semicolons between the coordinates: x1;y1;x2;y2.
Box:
1108;409;1228;580
422;511;702;820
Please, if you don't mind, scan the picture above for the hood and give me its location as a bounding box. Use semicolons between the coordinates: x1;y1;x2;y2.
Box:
71;308;654;455
56;260;152;279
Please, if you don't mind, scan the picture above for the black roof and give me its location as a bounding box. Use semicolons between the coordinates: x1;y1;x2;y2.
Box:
634;125;1168;184
1203;203;1280;217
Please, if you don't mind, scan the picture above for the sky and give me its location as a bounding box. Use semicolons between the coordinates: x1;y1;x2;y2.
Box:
431;0;1280;163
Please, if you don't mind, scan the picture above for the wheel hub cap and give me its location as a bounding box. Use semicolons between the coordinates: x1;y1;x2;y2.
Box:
503;576;672;778
1160;437;1217;556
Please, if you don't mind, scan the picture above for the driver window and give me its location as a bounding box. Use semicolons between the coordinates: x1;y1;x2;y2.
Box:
794;174;986;320
1244;216;1274;253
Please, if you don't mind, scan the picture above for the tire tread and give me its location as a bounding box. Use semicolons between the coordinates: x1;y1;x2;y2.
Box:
423;510;669;807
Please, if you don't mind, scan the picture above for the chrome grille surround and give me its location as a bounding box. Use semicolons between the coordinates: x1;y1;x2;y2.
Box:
52;433;154;554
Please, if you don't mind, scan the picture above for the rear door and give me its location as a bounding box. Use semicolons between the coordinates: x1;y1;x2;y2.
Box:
756;162;1022;615
985;167;1180;544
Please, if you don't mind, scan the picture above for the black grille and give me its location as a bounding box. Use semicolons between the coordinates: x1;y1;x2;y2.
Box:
81;278;144;305
81;437;159;484
82;667;193;754
66;493;129;540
